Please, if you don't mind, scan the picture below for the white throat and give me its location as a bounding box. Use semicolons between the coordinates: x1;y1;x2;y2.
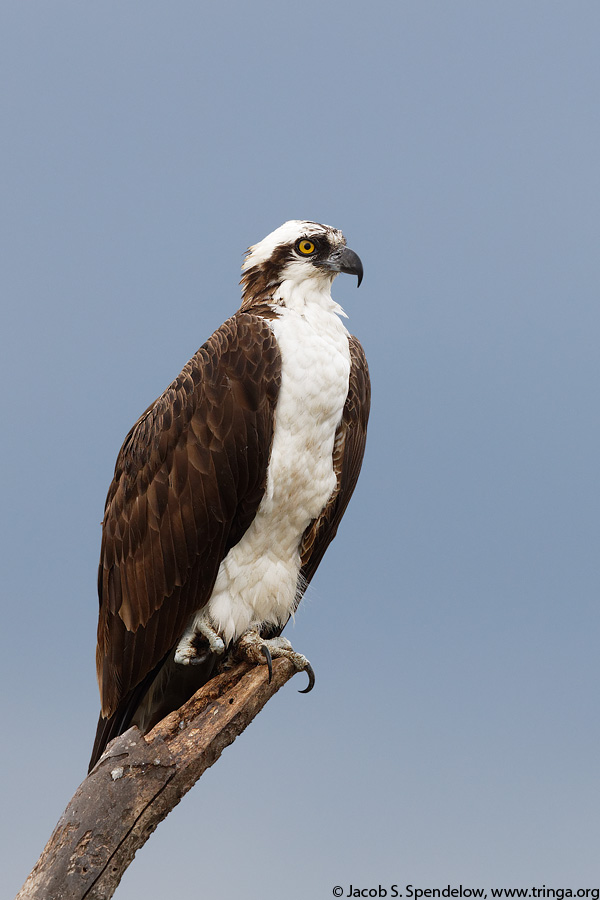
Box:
274;272;348;319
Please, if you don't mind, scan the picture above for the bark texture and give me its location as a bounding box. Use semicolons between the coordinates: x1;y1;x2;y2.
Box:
17;658;297;900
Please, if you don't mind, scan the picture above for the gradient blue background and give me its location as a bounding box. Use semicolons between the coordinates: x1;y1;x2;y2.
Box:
2;2;599;897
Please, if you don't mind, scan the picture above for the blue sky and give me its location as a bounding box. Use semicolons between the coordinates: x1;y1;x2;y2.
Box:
2;2;600;898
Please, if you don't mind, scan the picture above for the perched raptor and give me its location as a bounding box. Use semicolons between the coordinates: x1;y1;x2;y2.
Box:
89;220;370;771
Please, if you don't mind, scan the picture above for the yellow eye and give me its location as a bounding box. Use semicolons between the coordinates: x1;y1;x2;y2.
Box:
297;239;316;255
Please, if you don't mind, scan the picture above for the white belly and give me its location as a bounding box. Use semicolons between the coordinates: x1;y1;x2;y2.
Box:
203;304;351;644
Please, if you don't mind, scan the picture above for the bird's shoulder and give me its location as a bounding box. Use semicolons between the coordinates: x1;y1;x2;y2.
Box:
104;311;282;514
345;333;371;430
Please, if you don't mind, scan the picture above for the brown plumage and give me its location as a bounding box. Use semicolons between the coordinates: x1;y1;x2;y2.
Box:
89;221;370;772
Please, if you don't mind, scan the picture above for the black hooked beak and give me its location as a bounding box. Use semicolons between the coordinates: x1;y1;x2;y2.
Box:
339;247;363;288
315;246;364;287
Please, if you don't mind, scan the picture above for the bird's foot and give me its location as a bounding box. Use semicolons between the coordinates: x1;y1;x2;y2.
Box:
174;620;226;666
234;630;315;693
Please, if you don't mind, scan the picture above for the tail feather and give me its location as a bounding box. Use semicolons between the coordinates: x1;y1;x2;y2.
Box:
88;649;220;773
88;671;157;772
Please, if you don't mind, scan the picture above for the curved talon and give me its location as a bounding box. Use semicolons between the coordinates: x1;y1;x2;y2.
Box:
298;662;316;694
261;644;273;683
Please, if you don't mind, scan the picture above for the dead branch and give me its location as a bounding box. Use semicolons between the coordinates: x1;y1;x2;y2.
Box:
17;658;298;900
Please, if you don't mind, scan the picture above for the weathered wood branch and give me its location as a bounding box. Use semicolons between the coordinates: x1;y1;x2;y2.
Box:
17;658;298;900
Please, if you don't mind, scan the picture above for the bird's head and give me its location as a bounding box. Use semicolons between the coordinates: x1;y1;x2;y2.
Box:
240;220;363;311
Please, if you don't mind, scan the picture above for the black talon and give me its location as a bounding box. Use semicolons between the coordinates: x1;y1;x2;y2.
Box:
298;662;316;694
261;644;273;683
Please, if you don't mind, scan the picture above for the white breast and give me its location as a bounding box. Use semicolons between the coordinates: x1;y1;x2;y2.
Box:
204;300;351;644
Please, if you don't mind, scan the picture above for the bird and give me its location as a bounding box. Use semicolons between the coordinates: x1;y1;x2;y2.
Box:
89;220;370;772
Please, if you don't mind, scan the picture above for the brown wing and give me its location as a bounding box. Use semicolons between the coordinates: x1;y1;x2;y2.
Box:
96;312;281;718
298;334;370;589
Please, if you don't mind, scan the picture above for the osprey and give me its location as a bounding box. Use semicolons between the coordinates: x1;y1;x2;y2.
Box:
89;220;370;771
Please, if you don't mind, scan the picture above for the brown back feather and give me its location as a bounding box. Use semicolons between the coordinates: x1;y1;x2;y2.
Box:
96;312;281;718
